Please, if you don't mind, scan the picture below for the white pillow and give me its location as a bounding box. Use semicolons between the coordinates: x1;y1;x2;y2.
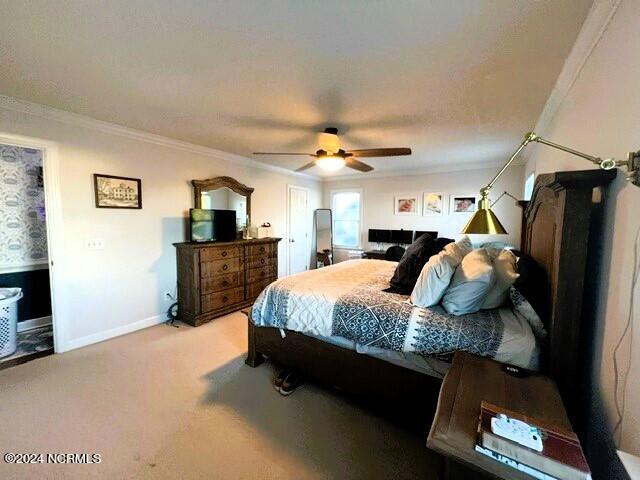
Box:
410;236;473;308
482;249;520;309
442;248;495;315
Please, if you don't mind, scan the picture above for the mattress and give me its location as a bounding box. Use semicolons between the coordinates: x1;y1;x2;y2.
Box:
251;259;540;375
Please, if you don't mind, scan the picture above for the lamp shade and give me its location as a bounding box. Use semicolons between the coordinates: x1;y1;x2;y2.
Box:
462;207;508;235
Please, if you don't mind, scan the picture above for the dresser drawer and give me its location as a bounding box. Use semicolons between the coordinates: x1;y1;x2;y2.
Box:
246;255;276;270
201;272;243;294
248;243;276;258
246;278;275;299
200;245;241;262
200;257;241;278
247;265;276;283
201;287;244;313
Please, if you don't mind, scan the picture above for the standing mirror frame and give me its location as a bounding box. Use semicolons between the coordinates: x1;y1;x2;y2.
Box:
314;208;333;268
192;176;254;236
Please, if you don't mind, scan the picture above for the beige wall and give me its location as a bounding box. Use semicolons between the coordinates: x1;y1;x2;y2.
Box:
323;164;525;260
0;104;321;351
526;0;640;457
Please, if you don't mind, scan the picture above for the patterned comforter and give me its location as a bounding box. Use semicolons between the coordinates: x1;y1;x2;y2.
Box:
251;259;529;363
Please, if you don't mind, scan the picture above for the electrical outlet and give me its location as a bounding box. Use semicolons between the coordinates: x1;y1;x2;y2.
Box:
85;238;105;250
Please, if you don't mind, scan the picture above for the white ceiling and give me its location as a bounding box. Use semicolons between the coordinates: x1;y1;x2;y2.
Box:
0;0;592;177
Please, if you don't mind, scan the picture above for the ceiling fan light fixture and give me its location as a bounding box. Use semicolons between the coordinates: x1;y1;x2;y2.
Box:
316;154;346;171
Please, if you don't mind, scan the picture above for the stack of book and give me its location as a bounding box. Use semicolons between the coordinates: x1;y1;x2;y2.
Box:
475;401;592;480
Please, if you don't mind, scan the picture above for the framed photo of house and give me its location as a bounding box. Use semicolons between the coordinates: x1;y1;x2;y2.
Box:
423;192;444;216
93;174;142;209
450;194;478;214
394;195;419;216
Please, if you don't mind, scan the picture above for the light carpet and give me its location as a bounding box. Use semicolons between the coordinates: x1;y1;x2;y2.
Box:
0;312;441;479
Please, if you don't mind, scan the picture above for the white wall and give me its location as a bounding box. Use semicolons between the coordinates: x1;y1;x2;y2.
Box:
0;101;321;352
525;0;640;462
323;164;525;260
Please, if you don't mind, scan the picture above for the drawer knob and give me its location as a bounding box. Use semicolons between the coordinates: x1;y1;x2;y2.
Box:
222;296;228;303
222;280;229;287
260;258;265;264
260;247;265;253
222;251;228;257
223;264;229;271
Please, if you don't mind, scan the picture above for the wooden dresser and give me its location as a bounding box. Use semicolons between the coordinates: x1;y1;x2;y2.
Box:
174;238;281;326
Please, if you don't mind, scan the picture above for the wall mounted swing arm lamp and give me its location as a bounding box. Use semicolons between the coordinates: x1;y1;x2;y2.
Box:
463;131;640;235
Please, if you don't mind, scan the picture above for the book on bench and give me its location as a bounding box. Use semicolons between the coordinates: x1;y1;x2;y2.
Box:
477;401;592;480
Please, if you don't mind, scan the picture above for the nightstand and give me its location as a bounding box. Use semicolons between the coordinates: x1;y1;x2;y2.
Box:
427;352;577;480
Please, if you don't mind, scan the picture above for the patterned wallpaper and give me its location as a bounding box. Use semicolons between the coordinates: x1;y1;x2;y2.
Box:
0;144;48;270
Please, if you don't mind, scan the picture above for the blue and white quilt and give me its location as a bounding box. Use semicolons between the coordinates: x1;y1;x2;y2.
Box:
251;259;538;368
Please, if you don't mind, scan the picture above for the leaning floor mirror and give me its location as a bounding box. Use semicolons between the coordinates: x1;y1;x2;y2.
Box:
314;209;333;268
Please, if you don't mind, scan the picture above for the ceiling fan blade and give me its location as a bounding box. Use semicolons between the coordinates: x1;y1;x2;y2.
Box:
346;158;374;172
347;148;411;157
253;152;314;156
295;161;318;172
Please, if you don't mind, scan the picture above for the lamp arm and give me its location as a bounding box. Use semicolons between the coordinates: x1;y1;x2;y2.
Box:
533;136;604;166
492;191;520;206
481;132;537;198
481;131;632;199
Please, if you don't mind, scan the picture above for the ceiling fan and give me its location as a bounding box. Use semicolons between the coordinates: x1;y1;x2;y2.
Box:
253;127;412;172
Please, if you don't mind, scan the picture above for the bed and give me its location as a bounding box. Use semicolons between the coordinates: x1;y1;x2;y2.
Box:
246;169;615;428
251;259;540;375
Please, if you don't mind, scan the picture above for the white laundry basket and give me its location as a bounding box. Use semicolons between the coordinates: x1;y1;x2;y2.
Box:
0;288;23;358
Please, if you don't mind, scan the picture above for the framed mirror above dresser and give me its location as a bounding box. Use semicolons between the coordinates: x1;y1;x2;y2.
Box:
192;176;254;236
174;176;280;327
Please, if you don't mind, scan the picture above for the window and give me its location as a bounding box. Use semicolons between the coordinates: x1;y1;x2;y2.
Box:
331;190;361;248
524;173;535;200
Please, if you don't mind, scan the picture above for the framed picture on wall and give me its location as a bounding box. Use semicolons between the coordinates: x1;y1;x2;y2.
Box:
450;194;478;214
423;192;444;216
394;195;419;215
94;174;142;209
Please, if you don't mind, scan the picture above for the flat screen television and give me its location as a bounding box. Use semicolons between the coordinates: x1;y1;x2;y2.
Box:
414;231;438;241
391;229;413;244
368;229;392;243
190;209;237;242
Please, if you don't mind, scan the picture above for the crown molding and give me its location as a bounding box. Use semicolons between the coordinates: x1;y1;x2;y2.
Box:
532;0;621;139
321;157;524;182
0;95;320;182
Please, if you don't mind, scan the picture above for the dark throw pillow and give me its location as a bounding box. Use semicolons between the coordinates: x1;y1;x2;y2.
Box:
511;251;549;321
386;235;454;294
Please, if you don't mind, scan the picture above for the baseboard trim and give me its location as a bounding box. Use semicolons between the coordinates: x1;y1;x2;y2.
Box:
63;314;165;352
17;316;52;333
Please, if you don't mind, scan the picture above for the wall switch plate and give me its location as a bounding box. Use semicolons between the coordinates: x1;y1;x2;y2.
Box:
86;238;105;250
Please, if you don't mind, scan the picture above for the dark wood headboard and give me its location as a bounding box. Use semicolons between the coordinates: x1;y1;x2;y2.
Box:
520;169;615;422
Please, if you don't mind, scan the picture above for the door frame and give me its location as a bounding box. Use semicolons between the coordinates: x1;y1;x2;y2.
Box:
0;132;65;353
286;184;310;276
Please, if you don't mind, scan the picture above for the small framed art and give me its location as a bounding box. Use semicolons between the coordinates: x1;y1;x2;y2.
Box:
94;174;142;209
394;195;419;215
450;194;478;214
423;192;444;216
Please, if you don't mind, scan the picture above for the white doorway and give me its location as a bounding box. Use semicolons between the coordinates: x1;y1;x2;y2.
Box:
287;185;309;275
